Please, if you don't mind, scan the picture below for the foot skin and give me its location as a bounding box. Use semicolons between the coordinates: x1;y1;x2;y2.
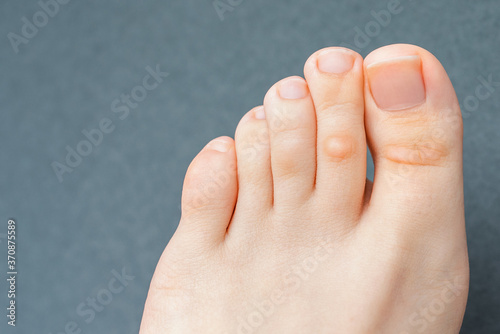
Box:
140;44;469;334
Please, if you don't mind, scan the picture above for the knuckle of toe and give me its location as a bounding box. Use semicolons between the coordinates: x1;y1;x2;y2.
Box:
317;101;361;115
380;114;457;168
237;128;270;161
273;158;303;178
380;110;461;169
270;117;301;134
273;157;311;179
383;137;450;167
323;135;357;162
269;107;304;133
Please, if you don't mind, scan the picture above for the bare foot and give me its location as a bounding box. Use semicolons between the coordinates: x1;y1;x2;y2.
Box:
140;44;469;334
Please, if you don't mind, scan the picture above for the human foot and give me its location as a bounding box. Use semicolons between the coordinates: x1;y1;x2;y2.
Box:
140;44;469;334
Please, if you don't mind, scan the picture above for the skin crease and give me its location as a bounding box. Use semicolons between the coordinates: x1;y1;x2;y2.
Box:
140;44;469;334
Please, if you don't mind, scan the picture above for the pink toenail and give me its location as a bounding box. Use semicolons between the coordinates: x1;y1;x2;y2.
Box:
317;49;355;74
278;78;309;100
254;106;266;120
367;55;426;111
206;139;231;153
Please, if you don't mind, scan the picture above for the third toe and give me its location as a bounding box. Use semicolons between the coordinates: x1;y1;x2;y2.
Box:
263;76;317;208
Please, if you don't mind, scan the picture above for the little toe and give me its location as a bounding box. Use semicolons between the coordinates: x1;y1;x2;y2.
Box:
178;136;238;244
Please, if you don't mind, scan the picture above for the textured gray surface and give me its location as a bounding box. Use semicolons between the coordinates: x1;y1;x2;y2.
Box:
0;0;499;333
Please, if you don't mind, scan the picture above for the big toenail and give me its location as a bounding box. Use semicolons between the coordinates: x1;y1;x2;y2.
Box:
317;49;355;74
367;55;426;111
278;78;309;100
206;139;231;153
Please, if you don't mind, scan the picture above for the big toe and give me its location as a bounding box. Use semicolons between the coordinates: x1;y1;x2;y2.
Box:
363;44;465;237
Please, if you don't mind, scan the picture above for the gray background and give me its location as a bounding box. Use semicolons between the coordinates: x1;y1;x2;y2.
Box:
0;0;499;333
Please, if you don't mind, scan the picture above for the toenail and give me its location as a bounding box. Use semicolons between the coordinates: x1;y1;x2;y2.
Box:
367;55;426;111
254;106;266;120
206;138;231;153
317;49;355;74
278;78;309;100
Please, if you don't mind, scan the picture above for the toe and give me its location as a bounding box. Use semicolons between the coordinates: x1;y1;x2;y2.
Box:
178;136;237;243
233;106;273;215
263;76;317;208
304;47;367;218
363;44;464;235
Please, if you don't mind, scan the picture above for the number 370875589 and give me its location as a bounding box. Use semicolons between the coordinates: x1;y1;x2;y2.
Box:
7;220;16;269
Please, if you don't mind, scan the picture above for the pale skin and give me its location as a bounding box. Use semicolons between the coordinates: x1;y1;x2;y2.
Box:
140;44;469;333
